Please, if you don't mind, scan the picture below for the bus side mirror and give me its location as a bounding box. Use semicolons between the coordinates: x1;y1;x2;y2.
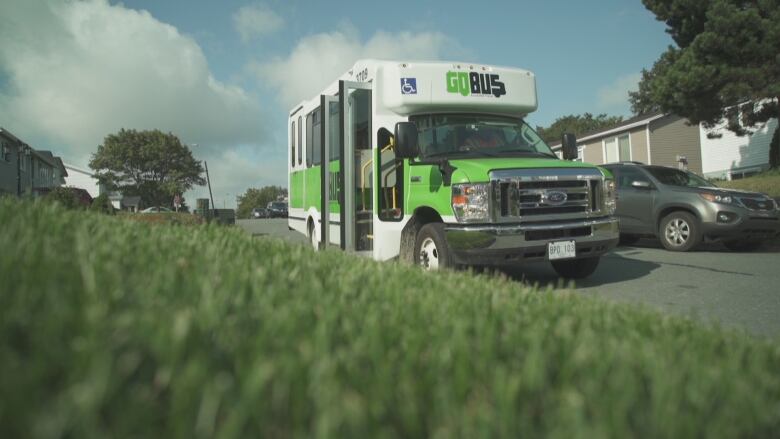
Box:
561;133;578;160
394;122;419;159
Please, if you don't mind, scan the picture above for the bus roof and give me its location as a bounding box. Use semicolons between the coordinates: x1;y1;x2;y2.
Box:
292;59;538;118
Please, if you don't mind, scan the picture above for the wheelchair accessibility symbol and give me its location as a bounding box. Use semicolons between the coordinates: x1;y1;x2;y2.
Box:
401;78;417;95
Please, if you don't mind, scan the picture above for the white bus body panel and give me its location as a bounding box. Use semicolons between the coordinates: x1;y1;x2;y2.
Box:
378;61;537;117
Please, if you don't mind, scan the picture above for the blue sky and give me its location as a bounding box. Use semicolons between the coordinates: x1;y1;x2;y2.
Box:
0;0;672;207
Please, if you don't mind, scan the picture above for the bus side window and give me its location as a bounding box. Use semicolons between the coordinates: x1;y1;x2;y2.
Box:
291;120;295;166
306;112;313;167
312;107;321;165
297;115;303;166
329;102;340;161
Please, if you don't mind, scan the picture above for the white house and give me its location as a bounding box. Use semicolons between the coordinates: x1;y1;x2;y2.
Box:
699;118;778;180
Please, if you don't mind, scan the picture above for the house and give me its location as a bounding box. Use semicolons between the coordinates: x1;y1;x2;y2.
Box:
550;113;778;179
64;163;105;198
109;193;141;212
699;118;778;180
0;128;33;196
1;128;68;196
31;150;68;194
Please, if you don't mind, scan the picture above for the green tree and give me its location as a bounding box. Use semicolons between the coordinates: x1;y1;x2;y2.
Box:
237;186;287;219
89;129;205;207
630;0;780;167
536;113;624;143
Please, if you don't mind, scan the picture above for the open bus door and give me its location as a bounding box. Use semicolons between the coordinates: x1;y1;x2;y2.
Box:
320;80;373;252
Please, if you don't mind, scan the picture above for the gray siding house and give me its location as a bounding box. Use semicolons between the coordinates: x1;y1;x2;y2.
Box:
550;113;703;173
0;127;67;196
550;113;778;179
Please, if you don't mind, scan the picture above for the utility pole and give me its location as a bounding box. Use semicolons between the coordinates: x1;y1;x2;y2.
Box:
204;161;215;220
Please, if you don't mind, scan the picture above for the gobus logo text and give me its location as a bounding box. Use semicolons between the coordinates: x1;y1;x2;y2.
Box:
446;71;506;98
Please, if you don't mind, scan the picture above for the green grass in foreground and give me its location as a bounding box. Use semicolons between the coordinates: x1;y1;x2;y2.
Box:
718;169;780;197
1;199;780;438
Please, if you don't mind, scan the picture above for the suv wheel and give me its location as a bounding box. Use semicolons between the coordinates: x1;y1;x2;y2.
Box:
551;257;601;279
414;223;452;270
659;211;700;251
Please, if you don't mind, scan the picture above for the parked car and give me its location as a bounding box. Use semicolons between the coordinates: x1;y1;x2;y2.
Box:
140;206;173;213
252;207;269;219
267;201;288;218
602;163;780;251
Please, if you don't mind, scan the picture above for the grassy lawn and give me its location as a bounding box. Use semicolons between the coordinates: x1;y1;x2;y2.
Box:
2;198;780;437
717;169;780;197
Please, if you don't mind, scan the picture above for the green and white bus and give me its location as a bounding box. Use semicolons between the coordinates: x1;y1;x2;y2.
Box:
288;60;619;278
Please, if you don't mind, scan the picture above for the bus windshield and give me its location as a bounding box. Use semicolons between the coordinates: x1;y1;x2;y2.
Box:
410;114;556;159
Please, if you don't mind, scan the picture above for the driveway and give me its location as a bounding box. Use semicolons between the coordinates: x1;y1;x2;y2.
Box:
237;219;780;338
237;218;307;243
497;240;780;338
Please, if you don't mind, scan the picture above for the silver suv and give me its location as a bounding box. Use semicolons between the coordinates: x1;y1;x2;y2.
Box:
602;163;780;251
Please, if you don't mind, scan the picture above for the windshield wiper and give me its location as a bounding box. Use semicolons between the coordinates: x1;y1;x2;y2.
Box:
424;150;500;159
499;149;558;159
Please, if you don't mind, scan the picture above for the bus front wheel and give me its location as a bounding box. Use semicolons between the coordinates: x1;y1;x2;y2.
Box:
414;223;452;270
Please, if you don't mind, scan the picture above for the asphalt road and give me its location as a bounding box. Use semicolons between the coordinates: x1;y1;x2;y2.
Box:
237;219;780;338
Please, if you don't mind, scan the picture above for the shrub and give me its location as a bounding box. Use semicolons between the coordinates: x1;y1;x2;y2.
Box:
43;187;88;210
89;193;115;215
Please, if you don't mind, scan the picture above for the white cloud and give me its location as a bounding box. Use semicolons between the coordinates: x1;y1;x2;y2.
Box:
0;0;264;162
250;24;456;107
233;3;284;42
596;72;641;112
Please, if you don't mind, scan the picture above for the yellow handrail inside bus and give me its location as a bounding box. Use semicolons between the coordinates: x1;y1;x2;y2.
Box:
383;162;402;209
360;139;395;210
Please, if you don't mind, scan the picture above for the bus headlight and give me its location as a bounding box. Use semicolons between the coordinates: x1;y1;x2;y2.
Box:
604;179;616;215
452;183;489;222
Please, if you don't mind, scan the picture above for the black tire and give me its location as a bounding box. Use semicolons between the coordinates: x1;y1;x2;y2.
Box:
659;211;701;252
619;234;641;246
414;223;452;270
308;221;320;251
723;239;762;252
551;256;601;279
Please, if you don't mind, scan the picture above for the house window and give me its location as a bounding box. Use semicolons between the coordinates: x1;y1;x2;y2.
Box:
574;146;584;162
604;134;631;163
1;141;9;162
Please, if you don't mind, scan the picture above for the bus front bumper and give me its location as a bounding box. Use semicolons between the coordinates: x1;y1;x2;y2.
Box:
443;217;619;265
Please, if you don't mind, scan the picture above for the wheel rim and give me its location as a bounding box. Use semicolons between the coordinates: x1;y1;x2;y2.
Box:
419;237;439;270
665;218;690;246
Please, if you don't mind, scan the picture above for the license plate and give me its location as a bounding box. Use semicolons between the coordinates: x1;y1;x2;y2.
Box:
548;240;576;260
